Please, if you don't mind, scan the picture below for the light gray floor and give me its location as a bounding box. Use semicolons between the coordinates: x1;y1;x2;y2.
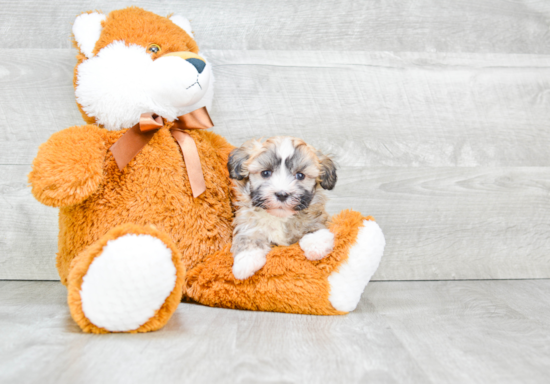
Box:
1;280;549;384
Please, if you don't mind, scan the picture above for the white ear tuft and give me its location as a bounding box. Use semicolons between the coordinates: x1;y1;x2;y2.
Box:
73;12;106;59
170;15;194;37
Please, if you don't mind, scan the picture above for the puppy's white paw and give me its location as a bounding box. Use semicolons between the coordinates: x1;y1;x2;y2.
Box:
300;229;335;261
232;248;268;280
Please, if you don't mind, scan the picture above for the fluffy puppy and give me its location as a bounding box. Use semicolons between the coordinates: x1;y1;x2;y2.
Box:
227;136;337;280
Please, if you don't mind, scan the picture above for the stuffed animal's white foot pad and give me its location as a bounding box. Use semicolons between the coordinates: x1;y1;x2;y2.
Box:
80;234;177;332
328;220;385;312
299;229;335;261
232;249;268;280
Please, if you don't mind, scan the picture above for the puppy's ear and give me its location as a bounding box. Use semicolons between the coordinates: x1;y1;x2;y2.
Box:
228;147;250;180
319;155;337;190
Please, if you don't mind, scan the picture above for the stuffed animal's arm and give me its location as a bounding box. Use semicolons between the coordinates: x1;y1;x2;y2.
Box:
28;125;107;207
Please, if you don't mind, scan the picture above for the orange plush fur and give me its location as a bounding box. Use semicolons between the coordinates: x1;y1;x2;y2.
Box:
67;223;186;334
28;7;379;333
72;8;200;125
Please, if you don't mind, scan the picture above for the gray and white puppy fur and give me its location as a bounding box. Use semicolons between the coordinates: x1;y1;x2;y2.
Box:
227;136;338;280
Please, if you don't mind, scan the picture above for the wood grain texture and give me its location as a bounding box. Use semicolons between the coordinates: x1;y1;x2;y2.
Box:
1;50;550;166
2;0;550;53
1;1;549;281
211;51;550;167
2;165;549;280
1;280;549;383
331;166;550;280
0;166;59;280
368;280;550;384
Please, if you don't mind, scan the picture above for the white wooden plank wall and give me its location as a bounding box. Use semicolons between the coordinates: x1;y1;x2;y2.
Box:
1;0;549;280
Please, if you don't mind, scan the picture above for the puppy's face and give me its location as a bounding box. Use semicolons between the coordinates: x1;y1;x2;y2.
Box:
228;137;337;217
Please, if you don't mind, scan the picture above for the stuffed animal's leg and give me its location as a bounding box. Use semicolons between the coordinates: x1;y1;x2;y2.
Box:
184;210;385;315
326;214;385;312
67;224;185;333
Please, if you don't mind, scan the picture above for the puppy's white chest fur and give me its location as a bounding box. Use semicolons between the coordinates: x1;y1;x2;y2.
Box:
255;209;293;246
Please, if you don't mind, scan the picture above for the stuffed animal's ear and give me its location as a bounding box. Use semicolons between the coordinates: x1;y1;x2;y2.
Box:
170;15;194;37
319;155;337;190
227;147;250;180
73;12;106;59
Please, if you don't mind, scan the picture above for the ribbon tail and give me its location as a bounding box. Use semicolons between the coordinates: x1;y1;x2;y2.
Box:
171;130;206;198
110;124;157;171
189;106;214;128
173;107;214;130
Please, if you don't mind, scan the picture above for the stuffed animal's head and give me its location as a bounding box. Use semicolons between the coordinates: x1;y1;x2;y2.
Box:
72;7;213;130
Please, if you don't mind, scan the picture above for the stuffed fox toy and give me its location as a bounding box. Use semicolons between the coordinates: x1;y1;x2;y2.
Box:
28;7;386;333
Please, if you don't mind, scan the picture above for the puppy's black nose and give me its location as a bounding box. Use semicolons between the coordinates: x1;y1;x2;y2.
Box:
186;58;205;74
275;192;289;202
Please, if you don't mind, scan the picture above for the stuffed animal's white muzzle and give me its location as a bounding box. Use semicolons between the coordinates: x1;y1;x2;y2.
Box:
75;41;213;130
147;52;210;112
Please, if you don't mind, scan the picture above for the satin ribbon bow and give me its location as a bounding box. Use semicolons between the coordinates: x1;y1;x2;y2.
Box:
109;107;214;198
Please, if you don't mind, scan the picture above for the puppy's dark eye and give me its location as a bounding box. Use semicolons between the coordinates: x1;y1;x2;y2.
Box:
148;44;161;54
261;170;272;178
295;172;305;180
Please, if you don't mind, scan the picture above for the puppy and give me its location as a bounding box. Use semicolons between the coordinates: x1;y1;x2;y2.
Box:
227;136;337;280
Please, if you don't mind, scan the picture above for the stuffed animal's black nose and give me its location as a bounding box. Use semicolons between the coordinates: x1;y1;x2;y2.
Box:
275;192;289;202
186;58;205;74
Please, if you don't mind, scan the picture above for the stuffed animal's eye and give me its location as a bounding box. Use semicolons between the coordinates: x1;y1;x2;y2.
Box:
261;170;272;178
148;44;161;54
295;172;305;180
